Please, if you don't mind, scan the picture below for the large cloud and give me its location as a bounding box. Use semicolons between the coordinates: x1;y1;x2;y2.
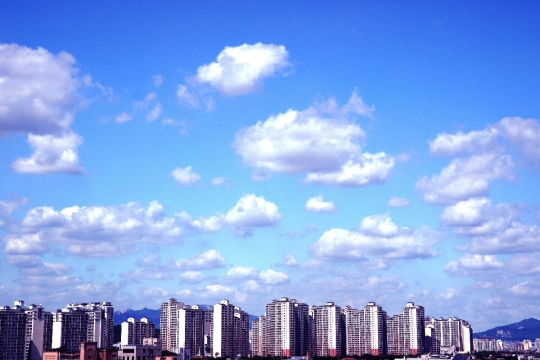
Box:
234;92;394;187
223;194;282;235
0;43;86;174
196;43;289;95
310;214;438;261
415;152;513;205
174;249;226;270
444;254;503;276
5;200;182;258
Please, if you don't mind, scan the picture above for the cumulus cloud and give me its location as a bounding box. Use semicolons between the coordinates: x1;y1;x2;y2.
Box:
429;128;500;156
234;92;393;187
506;253;540;275
170;166;201;186
275;253;299;267
462;222;540;255
116;112;132;123
310;214;438;261
224;266;259;281
415;152;513;205
387;196;410;208
0;195;28;228
176;212;223;232
444;254;503;276
258;269;290;285
174;249;226;270
305;195;337;213
210;177;227;186
0;43;87;173
195;43;289;95
498;117;540;164
223;194;282;235
178;271;207;284
11;131;85;174
6;200;182;258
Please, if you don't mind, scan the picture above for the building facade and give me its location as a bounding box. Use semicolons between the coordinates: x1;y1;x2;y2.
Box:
386;302;425;356
212;300;249;357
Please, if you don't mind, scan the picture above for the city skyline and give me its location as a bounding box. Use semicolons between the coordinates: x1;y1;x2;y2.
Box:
1;2;540;333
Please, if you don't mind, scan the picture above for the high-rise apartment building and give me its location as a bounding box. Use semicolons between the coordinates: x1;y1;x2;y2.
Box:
52;302;114;351
212;300;249;357
343;302;387;356
0;302;28;360
313;302;344;357
425;317;473;354
386;302;425;356
160;298;183;353
121;318;155;345
178;305;205;357
251;316;265;356
263;297;311;357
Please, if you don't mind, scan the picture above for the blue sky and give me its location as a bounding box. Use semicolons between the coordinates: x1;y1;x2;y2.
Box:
1;1;540;331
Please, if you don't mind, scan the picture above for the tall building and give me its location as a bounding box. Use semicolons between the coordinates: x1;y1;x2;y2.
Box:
425;317;473;354
0;302;27;360
387;302;425;356
263;297;310;357
251;316;265;357
121;318;156;345
178;305;205;357
314;302;344;357
212;300;249;357
160;298;183;353
52;302;114;351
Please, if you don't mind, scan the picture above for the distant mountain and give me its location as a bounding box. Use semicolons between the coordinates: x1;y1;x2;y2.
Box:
114;307;160;325
474;318;540;341
114;305;259;329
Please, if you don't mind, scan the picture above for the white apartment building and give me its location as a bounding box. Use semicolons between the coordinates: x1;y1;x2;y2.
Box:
314;302;344;357
262;297;311;357
387;302;425;356
212;300;249;357
160;298;184;353
121;317;155;346
425;317;473;354
178;305;205;357
52;302;114;351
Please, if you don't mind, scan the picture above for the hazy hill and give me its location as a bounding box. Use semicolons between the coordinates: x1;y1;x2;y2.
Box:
474;318;540;341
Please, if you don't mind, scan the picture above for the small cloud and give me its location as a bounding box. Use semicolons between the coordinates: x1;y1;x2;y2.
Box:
223;194;283;236
211;177;227;186
170;166;201;186
275;253;299;267
153;74;163;87
250;169;272;181
179;271;206;284
305;195;337;213
387;196;410;208
86;264;95;272
146;104;162;122
116;112;133;123
174;249;226;270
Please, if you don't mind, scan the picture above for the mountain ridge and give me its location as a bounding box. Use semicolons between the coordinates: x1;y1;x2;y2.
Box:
474;318;540;341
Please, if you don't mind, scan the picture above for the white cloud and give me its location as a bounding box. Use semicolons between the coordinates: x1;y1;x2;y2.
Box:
234;93;393;187
440;197;518;235
387;196;410;208
275;253;299;267
444;254;503;276
225;266;259;280
4;232;49;256
235;108;364;174
200;284;236;298
176;84;199;108
170;166;201;186
174;249;226;270
11;131;85;174
429;128;500;156
196;43;289;95
120;269;174;280
415;152;514;205
135;254;161;267
462;221;540;255
178;271;206;284
258;269;290;285
0;43;88;174
310;214;438;261
210;177;227;186
8;200;182;257
506;253;540;275
304;153;395;187
152;74;163;87
145;104;162;122
436;287;460;300
498;117;540;164
305;195;337;213
116;112;132;123
250;169;271;181
223;194;282;235
176;211;223;232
